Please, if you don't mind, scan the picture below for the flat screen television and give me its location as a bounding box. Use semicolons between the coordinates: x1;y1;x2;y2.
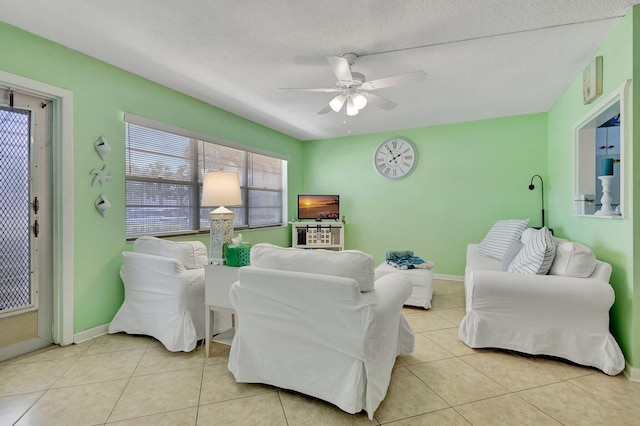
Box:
298;195;340;221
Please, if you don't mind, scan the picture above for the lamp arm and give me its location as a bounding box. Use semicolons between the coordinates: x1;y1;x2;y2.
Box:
529;174;545;228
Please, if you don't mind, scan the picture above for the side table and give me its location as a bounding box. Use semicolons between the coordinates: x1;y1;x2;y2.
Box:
204;264;240;357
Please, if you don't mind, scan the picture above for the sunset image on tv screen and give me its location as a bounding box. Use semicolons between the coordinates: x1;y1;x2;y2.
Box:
298;195;339;220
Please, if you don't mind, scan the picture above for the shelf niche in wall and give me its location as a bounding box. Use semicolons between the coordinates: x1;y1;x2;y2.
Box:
573;80;630;218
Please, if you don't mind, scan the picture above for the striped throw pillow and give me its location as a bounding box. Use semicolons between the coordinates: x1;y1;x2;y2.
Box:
508;227;557;275
478;219;529;261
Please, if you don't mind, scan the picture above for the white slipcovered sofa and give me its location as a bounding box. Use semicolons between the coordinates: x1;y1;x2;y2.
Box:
109;236;209;352
228;243;414;420
459;221;625;375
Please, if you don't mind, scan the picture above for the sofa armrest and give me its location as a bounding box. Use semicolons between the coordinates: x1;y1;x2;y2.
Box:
358;273;412;341
468;270;615;312
369;273;412;312
589;260;612;282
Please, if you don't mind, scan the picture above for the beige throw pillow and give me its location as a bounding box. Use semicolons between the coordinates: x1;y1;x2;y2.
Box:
549;241;597;278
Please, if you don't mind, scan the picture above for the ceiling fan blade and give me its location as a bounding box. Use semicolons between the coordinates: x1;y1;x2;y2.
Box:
363;93;398;110
361;70;426;90
279;87;340;93
327;56;353;82
317;104;333;114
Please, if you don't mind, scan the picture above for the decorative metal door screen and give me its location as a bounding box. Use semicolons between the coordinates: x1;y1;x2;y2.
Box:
0;106;34;313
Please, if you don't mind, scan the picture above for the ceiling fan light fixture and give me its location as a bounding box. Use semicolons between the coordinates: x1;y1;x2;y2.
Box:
352;93;367;110
346;97;359;116
329;95;347;112
284;53;425;118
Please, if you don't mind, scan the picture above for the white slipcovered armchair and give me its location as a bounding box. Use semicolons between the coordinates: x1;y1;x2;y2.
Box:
228;244;414;420
108;236;209;352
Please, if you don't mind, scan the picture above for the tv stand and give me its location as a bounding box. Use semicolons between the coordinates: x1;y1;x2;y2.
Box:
291;222;344;251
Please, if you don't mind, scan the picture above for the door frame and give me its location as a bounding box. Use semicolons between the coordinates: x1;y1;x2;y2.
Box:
0;70;74;346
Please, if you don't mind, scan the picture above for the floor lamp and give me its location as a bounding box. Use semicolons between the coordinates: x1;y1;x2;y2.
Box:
202;169;242;265
528;174;545;228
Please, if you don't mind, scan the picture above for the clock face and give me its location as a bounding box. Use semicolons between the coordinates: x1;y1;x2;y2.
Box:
373;137;417;180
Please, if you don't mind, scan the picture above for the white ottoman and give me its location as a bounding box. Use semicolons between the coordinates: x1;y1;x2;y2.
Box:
375;263;433;309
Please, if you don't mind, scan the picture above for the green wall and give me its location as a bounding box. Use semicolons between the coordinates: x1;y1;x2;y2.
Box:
0;22;304;333
302;113;548;274
547;9;638;367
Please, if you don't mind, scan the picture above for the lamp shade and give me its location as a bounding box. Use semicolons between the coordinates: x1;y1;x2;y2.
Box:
352;93;367;110
346;98;359;116
202;170;242;207
329;95;347;112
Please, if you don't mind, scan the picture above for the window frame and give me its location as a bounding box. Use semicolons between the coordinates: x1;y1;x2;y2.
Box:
124;113;289;239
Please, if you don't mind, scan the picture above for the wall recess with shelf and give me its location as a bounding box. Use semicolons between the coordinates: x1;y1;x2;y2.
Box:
573;80;630;218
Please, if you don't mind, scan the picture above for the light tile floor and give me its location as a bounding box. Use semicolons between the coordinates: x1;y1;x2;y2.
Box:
2;279;640;425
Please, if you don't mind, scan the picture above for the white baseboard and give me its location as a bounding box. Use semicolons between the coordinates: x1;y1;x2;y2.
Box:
624;362;640;382
434;273;463;282
73;323;109;344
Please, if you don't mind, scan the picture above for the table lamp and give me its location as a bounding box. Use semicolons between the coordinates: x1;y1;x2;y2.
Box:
202;169;242;265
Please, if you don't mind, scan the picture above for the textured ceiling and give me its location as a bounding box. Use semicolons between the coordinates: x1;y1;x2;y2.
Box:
2;1;639;140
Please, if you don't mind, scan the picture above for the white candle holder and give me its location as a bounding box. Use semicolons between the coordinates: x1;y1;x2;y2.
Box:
594;175;616;216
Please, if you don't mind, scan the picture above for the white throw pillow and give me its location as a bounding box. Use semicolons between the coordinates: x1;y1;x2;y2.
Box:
549;241;597;278
133;236;208;269
478;219;529;261
519;228;537;245
250;243;375;292
508;227;556;275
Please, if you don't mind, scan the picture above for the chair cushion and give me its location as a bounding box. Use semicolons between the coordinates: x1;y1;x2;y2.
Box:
478;219;529;261
250;243;375;292
508;227;556;275
133;236;208;269
550;241;597;278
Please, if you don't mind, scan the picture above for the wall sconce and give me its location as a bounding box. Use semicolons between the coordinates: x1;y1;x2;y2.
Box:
528;174;545;228
202;169;242;265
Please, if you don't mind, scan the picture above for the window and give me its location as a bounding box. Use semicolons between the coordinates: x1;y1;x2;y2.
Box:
125;116;287;237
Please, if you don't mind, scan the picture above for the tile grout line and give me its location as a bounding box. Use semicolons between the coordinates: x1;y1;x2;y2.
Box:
103;341;152;424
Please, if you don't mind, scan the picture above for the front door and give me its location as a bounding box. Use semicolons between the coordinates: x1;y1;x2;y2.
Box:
0;88;53;361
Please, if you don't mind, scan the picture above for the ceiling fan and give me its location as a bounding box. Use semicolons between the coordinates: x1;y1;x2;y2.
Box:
281;53;426;116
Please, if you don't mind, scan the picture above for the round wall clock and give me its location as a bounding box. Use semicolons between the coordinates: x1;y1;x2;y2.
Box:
373;136;418;180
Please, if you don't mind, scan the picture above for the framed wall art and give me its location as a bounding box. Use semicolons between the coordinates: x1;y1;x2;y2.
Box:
583;56;603;104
